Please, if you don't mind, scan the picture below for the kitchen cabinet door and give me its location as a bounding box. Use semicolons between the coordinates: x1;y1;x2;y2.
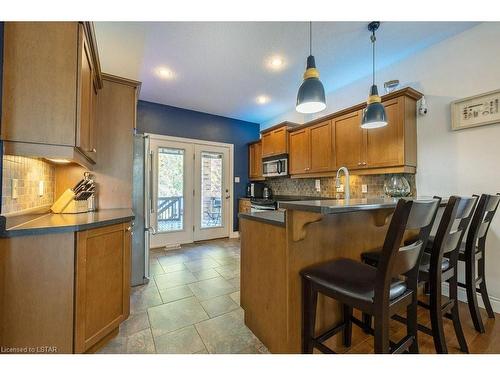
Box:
310;120;334;173
261;126;288;157
76;24;96;161
1;22;78;146
334;110;365;169
74;222;131;353
261;132;273;157
272;127;287;155
289;128;311;174
366;97;404;167
249;141;263;179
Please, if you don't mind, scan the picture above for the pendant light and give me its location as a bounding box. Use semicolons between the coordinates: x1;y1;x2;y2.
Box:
296;22;326;114
361;21;387;129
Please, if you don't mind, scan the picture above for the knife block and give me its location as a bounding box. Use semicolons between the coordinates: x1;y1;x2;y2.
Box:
60;200;90;214
51;188;92;214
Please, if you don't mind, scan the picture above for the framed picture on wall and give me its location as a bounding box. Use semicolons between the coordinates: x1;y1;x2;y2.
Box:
451;89;500;131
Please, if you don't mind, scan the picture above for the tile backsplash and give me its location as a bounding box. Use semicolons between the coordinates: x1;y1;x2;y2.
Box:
1;155;56;215
265;173;416;199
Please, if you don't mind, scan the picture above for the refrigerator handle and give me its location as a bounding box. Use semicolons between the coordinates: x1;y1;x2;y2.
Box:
149;150;155;214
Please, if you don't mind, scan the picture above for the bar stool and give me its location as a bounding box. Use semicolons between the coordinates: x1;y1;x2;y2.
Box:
362;196;477;353
300;198;440;354
460;193;500;333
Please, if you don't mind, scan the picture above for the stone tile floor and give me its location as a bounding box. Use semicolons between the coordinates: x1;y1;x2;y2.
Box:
99;238;269;354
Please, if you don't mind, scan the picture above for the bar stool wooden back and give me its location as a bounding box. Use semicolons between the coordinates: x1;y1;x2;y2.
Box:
424;196;477;353
461;193;500;333
301;198;440;354
361;196;478;353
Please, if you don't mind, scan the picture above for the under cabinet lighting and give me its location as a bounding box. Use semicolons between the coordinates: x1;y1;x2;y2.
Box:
45;158;71;164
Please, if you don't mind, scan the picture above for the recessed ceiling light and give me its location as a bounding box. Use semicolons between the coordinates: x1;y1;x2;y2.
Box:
266;55;285;71
156;66;175;80
256;95;270;105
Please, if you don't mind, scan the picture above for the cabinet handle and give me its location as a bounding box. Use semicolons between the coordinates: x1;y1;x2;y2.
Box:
126;226;132;232
362;162;367;166
304;167;310;171
357;162;362;166
86;148;97;153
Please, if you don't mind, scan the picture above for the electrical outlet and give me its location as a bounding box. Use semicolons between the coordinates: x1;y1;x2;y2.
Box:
315;179;321;192
362;184;368;193
336;184;344;193
234;176;240;183
12;179;19;199
39;181;44;196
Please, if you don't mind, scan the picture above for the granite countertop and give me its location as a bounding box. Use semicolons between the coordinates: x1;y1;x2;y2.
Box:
238;210;285;227
279;197;421;214
0;209;135;237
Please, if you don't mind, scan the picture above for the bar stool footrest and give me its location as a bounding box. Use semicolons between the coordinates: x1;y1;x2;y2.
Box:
390;335;415;354
351;315;374;335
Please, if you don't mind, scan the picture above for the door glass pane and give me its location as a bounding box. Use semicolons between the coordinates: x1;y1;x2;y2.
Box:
200;151;223;228
157;147;184;233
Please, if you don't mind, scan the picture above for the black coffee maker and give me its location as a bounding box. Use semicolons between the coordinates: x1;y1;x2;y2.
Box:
263;186;273;199
246;182;265;198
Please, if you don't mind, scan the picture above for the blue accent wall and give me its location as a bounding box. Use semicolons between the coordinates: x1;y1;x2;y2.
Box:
137;100;260;231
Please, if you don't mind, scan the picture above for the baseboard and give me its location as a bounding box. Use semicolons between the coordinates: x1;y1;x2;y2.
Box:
442;283;500;314
230;231;240;239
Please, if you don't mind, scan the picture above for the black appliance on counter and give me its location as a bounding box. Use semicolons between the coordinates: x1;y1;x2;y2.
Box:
249;195;331;213
246;182;266;198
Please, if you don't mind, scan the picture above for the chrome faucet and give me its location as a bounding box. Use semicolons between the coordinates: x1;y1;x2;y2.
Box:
335;166;350;200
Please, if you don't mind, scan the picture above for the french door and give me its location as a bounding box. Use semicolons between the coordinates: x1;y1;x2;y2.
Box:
149;137;231;248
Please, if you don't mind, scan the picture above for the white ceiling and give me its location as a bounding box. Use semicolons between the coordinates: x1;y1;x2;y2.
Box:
94;22;478;124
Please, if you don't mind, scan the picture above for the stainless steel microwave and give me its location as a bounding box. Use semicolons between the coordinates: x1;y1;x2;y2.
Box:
262;155;288;177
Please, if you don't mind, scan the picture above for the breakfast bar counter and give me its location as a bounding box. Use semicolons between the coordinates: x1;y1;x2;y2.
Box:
239;198;416;353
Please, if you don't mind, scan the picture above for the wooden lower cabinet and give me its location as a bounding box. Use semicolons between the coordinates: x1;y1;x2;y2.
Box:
75;222;132;353
0;233;76;353
239;198;251;214
0;222;131;354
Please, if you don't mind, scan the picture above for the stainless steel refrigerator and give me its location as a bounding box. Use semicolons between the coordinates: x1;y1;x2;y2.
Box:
131;133;153;286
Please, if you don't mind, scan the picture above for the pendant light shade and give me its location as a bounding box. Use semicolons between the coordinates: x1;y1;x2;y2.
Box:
361;22;387;129
296;23;326;114
361;84;387;129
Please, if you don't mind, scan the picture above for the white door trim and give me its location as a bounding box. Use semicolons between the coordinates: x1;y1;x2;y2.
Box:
145;133;235;242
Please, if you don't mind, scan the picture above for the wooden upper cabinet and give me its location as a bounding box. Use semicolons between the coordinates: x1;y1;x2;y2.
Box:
77;26;94;157
249;140;263;180
289;128;311;174
365;97;404;168
310;120;334;173
1;22;102;166
271;127;287;155
261;125;288;157
254;88;420;177
334;110;365;169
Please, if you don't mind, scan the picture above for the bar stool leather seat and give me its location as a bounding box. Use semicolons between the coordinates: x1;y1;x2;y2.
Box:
419;252;450;272
362;249;450;272
301;258;407;303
